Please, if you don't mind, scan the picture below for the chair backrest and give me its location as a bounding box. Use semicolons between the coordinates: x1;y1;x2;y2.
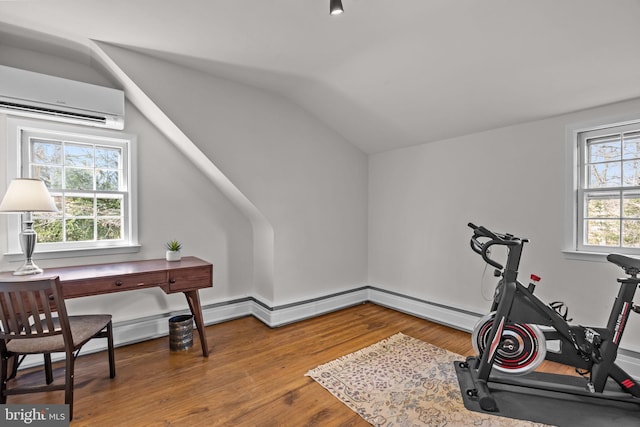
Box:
0;276;72;353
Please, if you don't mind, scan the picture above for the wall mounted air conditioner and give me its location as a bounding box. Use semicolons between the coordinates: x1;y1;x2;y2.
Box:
0;65;124;130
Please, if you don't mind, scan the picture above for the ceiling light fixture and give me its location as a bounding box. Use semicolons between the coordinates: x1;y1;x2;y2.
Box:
330;0;344;15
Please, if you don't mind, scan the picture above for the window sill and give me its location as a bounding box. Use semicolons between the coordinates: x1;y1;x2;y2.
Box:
561;250;637;263
4;244;142;261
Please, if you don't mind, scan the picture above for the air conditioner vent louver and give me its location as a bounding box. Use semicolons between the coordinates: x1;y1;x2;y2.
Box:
0;100;107;124
0;65;124;130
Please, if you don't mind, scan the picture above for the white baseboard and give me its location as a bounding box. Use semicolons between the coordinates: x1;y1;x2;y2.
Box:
617;350;640;380
251;288;370;327
367;287;479;332
17;286;640;381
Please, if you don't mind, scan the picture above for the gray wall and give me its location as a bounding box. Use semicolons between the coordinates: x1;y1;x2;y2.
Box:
0;40;368;322
3;31;640;357
369;98;640;353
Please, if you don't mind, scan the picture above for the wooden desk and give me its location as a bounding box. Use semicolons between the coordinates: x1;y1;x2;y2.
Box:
0;256;213;356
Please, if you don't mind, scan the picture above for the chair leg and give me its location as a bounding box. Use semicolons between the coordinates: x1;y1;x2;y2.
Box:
0;354;8;404
107;321;115;378
44;353;53;384
9;354;19;379
65;352;75;421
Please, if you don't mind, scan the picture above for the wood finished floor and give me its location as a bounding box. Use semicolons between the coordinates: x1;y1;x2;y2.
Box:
8;303;575;426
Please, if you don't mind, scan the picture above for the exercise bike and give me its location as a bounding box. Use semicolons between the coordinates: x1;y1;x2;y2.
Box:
457;222;640;413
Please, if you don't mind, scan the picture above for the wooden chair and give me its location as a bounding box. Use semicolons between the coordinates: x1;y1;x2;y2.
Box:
0;276;115;420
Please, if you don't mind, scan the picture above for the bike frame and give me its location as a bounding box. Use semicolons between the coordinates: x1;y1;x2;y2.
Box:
487;277;593;370
468;223;640;402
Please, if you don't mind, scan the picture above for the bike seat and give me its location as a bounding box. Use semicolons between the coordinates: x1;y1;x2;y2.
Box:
607;253;640;276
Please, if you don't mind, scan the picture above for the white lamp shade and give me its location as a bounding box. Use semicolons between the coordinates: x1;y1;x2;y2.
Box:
0;178;58;213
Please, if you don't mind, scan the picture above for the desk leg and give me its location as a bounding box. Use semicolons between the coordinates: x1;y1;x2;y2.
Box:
183;290;209;357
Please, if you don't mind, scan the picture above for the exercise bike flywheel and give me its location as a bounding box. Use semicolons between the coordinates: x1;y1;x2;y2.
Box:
472;312;547;375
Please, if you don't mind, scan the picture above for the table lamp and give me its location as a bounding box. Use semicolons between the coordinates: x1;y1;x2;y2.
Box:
0;178;58;275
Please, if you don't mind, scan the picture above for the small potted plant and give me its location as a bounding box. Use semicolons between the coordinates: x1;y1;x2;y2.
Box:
165;239;182;261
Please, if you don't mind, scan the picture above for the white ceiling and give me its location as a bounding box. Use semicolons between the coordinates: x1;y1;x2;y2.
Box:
1;0;640;153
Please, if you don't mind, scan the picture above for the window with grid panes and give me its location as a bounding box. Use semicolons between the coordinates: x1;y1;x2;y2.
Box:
11;123;137;254
578;123;640;252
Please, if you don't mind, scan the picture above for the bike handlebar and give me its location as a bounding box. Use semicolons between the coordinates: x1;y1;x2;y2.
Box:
468;223;526;270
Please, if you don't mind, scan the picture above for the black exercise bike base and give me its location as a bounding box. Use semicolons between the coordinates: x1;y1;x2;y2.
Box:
455;360;640;427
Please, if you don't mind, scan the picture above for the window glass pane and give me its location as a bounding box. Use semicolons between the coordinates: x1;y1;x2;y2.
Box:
31;139;62;165
31;165;62;189
586;193;619;218
588;136;621;163
50;195;63;212
97;197;122;216
65;219;94;241
33;196;63;244
588;163;621;188
96;170;119;191
34;219;63;243
64;143;93;167
623;193;640;218
65;196;94;217
65;168;93;190
623;159;640;186
623;132;640;160
98;218;122;240
623;220;640;247
585;219;620;246
95;146;121;169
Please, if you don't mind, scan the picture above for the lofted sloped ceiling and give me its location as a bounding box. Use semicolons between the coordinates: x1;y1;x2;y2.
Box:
1;0;640;154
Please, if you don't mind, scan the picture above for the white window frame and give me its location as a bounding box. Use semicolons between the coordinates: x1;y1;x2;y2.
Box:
4;117;139;260
565;114;640;261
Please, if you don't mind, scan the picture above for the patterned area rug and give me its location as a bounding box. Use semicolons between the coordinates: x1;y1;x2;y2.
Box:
305;333;551;426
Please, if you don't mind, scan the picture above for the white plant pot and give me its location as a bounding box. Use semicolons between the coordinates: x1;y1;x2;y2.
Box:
166;250;181;262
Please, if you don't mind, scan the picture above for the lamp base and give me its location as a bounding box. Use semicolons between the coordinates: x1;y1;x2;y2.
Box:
14;215;43;275
13;260;43;276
